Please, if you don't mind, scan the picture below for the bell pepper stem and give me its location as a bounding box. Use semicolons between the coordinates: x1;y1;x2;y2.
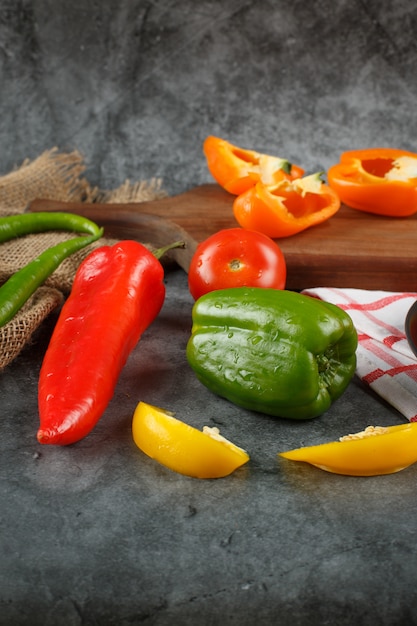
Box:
152;240;185;260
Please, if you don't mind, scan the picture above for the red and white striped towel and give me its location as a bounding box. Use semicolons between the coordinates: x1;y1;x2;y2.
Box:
301;288;417;421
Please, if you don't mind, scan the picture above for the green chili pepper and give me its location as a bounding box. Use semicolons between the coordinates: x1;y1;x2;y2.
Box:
0;212;103;327
0;212;101;242
186;287;358;420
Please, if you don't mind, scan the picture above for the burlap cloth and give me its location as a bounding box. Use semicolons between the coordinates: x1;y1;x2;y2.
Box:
0;148;166;369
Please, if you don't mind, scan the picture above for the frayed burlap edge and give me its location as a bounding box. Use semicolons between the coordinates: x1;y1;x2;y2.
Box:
97;177;167;204
0;287;64;369
0;148;167;215
0;148;95;215
0;147;166;369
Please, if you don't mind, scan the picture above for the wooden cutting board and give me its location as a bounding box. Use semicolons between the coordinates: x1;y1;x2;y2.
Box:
27;184;417;291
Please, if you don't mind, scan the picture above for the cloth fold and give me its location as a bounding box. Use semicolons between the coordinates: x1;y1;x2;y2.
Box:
301;287;417;422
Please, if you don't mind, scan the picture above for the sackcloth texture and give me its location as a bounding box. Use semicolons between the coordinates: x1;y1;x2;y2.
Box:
0;148;166;369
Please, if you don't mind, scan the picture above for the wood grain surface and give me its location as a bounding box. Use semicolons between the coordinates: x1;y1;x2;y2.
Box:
28;184;417;291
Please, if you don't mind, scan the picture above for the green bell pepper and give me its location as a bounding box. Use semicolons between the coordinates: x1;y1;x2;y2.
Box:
186;287;358;420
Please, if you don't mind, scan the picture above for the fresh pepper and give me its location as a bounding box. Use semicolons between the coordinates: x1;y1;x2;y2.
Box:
232;172;341;238
0;212;103;327
279;423;417;476
186;287;357;420
327;148;417;216
0;211;101;242
203;135;304;195
132;401;250;478
37;239;182;445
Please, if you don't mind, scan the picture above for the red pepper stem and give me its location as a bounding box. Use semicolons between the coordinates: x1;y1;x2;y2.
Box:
152;240;185;260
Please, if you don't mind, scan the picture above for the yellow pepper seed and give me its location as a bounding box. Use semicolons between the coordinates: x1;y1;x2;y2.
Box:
339;425;388;441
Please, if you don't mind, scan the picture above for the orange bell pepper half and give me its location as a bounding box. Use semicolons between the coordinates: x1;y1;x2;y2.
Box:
203;135;304;195
279;423;417;476
233;172;341;238
327;147;417;217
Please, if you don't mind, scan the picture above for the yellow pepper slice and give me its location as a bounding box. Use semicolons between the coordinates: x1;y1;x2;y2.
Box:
132;401;250;478
279;423;417;476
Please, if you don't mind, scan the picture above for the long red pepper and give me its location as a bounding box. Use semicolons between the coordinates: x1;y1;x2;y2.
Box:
37;239;178;445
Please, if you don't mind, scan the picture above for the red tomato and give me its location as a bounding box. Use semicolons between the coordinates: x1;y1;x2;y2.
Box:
188;228;286;300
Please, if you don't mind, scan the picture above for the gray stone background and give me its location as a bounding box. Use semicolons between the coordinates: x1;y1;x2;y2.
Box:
2;2;417;625
1;0;416;194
